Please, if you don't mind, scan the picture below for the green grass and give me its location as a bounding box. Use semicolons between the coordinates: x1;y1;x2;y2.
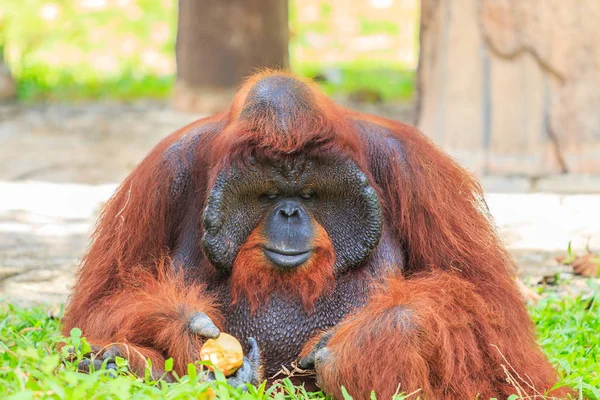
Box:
532;285;600;398
1;284;598;400
0;306;326;400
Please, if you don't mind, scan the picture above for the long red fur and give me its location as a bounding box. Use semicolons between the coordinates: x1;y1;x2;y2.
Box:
63;258;223;375
231;220;335;313
63;70;569;397
206;70;365;178
302;271;568;399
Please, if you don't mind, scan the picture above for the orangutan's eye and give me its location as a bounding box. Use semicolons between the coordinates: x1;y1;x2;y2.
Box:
261;193;279;201
300;192;315;200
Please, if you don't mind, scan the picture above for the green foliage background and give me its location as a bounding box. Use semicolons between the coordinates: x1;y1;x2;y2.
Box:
0;0;415;102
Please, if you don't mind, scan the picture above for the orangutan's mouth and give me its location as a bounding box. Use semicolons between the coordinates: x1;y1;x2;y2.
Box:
263;248;312;269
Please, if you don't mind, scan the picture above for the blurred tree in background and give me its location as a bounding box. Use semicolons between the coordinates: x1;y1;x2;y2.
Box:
0;0;417;104
0;13;15;100
0;46;16;100
173;0;289;113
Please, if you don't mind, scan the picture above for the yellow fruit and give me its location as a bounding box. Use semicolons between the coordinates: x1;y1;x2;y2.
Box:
200;333;244;376
198;388;216;400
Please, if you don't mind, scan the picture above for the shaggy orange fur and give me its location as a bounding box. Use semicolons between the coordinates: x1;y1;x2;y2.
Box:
62;70;570;398
231;220;335;313
302;271;570;399
63;259;223;376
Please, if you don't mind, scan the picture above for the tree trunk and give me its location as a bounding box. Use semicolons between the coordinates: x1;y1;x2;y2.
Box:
416;0;600;175
174;0;289;113
0;46;16;101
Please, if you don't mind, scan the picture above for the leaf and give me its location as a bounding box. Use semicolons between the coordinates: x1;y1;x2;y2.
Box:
253;381;267;399
567;241;573;256
557;241;578;265
187;363;197;381
283;378;296;396
80;338;91;355
69;327;82;338
18;347;39;360
341;386;353;400
211;366;226;382
215;383;231;400
580;382;600;399
164;357;173;372
144;358;153;382
114;356;128;368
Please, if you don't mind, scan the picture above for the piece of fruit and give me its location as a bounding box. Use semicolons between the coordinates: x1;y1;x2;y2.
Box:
198;387;216;400
200;333;244;376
